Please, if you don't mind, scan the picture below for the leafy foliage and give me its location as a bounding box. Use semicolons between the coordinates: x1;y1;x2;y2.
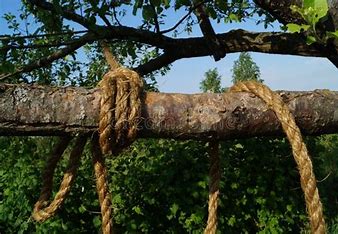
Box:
2;135;338;233
287;0;338;44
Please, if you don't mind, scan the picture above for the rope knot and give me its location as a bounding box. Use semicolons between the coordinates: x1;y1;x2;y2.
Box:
99;66;144;155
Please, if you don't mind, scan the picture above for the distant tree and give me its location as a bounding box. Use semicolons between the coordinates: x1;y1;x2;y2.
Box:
200;68;222;93
232;52;263;84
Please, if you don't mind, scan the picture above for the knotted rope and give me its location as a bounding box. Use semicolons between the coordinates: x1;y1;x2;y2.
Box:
230;81;326;234
32;42;143;234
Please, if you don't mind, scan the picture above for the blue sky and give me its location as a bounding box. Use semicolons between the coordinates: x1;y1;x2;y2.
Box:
1;1;337;93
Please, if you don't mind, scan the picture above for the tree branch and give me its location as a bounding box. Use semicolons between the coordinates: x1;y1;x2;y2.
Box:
134;52;178;76
192;0;226;61
27;0;99;31
0;33;94;81
0;83;338;139
0;30;88;41
25;0;338;64
2;29;336;78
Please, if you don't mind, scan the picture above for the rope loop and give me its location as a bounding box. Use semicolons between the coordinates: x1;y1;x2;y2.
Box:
230;81;326;234
98;58;144;156
32;135;87;222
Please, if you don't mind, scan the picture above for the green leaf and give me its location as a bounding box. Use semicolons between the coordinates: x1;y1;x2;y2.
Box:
327;30;338;39
229;13;239;22
306;35;317;44
303;0;315;9
286;23;310;33
92;216;102;228
132;206;143;215
133;0;144;15
170;203;179;216
304;0;328;19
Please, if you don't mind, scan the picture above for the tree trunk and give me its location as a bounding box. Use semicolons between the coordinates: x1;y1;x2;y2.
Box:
1;83;338;140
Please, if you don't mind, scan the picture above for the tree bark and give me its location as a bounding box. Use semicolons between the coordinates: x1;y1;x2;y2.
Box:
1;83;338;140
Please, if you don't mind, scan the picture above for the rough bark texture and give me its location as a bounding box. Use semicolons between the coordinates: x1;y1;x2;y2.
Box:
1;83;338;140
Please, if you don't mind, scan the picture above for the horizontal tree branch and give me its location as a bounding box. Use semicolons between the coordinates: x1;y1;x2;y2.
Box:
1;83;338;140
26;0;338;65
3;29;334;79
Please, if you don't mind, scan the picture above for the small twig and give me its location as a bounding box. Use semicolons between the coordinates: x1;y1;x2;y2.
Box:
112;7;122;26
98;1;113;28
27;0;98;31
317;171;332;183
149;1;160;33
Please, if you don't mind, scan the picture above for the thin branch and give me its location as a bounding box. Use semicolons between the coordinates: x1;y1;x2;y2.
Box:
0;30;89;41
2;30;336;79
97;1;114;28
1;40;82;51
160;0;209;34
149;1;160;33
112;7;122;26
0;33;94;81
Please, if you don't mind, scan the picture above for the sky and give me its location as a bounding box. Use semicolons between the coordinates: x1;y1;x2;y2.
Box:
0;1;337;93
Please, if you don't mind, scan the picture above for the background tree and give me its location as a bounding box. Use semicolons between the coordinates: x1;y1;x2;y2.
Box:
232;52;263;84
199;68;222;93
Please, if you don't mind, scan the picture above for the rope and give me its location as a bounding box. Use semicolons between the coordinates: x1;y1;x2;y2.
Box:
32;41;143;234
230;81;326;234
98;43;143;155
91;135;113;234
204;141;221;234
32;135;87;221
94;42;144;234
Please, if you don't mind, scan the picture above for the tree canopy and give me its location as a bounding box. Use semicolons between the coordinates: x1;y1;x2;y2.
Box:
0;0;337;85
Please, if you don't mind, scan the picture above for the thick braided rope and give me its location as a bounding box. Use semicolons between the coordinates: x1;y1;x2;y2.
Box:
230;81;326;234
32;135;88;221
95;42;144;234
91;135;112;234
204;141;221;234
98;68;143;155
